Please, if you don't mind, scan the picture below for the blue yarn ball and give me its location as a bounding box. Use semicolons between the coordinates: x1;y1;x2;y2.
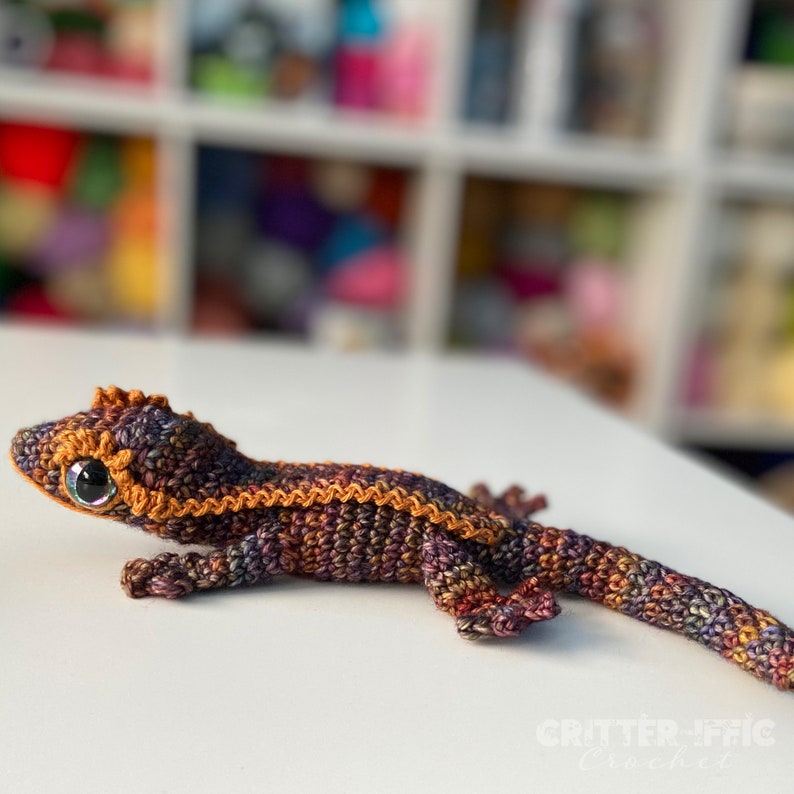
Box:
317;213;387;273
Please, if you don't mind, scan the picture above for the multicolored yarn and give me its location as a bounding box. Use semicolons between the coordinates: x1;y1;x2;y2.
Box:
9;386;794;692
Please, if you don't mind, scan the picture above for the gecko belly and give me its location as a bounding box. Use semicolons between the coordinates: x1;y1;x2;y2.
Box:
277;501;424;584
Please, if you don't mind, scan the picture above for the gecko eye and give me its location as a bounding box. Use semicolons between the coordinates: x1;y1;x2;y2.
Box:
65;459;117;508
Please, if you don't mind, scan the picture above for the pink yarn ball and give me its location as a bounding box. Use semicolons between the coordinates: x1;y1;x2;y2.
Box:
324;246;406;310
685;338;716;409
565;259;623;329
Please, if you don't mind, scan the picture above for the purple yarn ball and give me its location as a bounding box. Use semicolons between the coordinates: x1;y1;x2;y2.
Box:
33;208;111;275
259;190;334;253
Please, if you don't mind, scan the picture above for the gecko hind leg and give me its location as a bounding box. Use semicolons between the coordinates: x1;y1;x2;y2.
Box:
469;483;548;521
422;531;560;639
121;529;281;599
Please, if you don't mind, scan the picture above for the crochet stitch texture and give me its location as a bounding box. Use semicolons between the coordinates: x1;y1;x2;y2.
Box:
9;386;794;692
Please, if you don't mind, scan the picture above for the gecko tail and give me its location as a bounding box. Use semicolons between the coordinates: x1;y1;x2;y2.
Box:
525;526;794;692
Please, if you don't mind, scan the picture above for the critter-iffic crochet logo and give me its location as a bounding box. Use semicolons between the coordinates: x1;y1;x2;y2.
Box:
535;717;775;771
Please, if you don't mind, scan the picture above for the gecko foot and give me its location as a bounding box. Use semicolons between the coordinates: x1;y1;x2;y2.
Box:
455;578;560;639
121;553;195;599
469;483;548;520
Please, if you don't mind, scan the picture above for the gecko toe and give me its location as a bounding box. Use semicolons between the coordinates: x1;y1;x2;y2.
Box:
121;554;194;599
455;579;560;639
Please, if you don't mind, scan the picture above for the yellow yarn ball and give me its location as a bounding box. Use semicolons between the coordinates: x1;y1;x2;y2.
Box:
765;345;794;417
106;237;160;321
0;183;57;257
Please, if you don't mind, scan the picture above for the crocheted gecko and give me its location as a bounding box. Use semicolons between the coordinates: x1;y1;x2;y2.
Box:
9;386;794;691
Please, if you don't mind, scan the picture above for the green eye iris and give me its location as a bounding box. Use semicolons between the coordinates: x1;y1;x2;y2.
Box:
65;459;117;508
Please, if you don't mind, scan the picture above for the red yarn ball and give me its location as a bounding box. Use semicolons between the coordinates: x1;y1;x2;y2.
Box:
0;122;81;191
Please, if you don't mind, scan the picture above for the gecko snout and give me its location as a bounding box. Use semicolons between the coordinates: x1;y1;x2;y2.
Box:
9;422;56;479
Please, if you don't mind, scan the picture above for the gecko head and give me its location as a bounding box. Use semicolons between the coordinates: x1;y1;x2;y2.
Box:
10;386;264;541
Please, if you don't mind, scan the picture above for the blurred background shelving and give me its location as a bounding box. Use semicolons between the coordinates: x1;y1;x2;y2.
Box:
3;0;794;510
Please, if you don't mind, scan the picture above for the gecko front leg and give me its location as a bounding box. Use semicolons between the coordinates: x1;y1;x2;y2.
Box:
121;521;284;599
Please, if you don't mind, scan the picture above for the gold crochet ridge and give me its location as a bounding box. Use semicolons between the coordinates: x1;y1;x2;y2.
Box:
122;481;506;545
54;429;507;545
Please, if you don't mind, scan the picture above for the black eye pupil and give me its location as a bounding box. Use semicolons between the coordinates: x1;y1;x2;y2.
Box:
76;460;110;503
65;458;117;507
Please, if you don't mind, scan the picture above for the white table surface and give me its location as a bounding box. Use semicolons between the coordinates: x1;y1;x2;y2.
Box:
1;323;792;793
